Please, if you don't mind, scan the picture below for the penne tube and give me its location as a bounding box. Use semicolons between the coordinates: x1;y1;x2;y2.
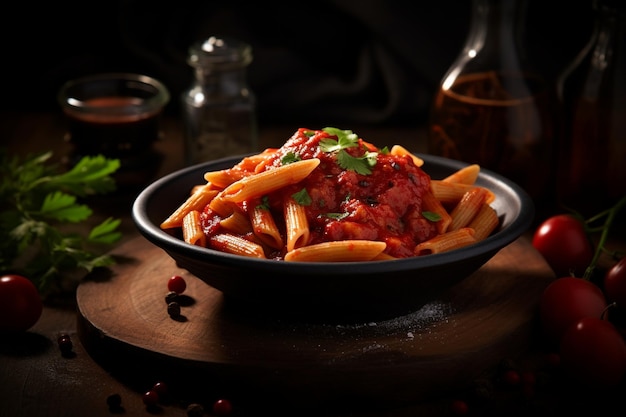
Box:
284;197;310;252
422;189;452;234
208;195;238;217
448;187;488;231
160;184;218;229
203;169;246;189
250;204;284;250
208;233;267;258
414;227;477;255
285;240;387;262
389;145;424;167
220;158;320;203
442;164;480;185
467;203;500;241
219;210;252;234
182;210;206;247
371;251;398;261
430;181;495;206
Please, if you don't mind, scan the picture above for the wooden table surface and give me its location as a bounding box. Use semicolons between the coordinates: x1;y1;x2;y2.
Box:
1;112;625;417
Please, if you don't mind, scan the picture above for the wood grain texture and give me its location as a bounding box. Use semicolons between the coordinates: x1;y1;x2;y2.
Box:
76;235;554;415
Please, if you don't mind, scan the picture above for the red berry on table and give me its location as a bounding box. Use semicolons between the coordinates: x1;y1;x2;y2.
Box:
450;399;469;415
212;398;233;416
167;275;187;294
142;389;159;407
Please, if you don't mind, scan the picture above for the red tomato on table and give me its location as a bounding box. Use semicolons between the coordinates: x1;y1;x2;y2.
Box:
532;214;594;277
0;274;43;332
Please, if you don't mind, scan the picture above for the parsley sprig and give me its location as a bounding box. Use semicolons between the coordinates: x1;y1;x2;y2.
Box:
0;149;122;297
320;127;378;175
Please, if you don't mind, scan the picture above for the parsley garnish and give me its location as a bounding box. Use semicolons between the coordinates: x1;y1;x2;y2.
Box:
423;211;442;222
256;195;271;210
281;152;301;165
0;149;122;297
319;127;378;175
325;212;349;220
292;188;312;206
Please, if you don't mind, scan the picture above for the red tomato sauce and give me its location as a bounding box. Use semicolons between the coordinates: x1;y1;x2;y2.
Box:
273;128;437;257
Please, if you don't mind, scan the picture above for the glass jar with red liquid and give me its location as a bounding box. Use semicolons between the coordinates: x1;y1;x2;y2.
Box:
58;73;170;190
428;0;558;219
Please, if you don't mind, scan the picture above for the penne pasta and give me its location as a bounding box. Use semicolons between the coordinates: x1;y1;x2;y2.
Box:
208;195;238;217
182;210;206;247
448;187;488;231
284;197;310;252
422;189;452;234
414;227;477;255
208;233;267;258
160;184;218;229
442;164;480;185
467;203;500;241
389;145;424;167
219;210;252;234
430;180;495;206
285;240;387;262
250;203;284;250
220;158;321;203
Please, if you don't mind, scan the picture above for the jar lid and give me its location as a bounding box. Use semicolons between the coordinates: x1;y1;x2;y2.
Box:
188;36;253;69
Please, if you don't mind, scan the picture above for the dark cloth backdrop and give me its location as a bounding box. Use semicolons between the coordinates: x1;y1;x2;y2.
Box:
4;0;592;127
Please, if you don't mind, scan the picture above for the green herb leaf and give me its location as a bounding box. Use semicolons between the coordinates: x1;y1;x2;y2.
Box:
256;195;271;210
40;191;93;222
281;152;301;165
0;149;122;297
292;188;312;206
423;211;442;222
336;149;377;175
320;127;377;175
325;212;349;220
88;217;123;244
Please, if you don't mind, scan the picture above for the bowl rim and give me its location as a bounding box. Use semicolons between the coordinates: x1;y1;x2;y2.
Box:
132;153;535;275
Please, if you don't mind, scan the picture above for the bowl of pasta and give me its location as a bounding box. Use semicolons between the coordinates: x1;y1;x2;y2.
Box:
133;127;534;321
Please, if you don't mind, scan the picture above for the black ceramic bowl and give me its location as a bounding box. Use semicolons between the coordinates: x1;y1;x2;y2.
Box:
132;154;534;321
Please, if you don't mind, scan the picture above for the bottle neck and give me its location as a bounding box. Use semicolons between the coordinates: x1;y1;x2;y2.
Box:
462;0;529;72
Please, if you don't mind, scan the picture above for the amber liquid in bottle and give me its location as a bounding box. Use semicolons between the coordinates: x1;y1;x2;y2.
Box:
429;70;556;206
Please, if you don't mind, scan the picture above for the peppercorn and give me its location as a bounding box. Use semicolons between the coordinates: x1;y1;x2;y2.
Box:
106;393;122;411
57;334;73;356
186;403;204;417
165;291;178;304
167;301;181;318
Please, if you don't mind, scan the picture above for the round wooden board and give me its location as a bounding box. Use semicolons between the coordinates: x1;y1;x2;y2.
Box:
76;235;554;414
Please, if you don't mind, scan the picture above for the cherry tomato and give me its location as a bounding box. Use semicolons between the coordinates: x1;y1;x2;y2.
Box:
0;274;43;332
604;257;626;309
539;277;607;345
167;275;186;294
532;214;594;277
559;317;626;387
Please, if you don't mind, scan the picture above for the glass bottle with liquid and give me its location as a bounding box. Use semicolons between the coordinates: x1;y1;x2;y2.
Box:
556;0;626;221
182;36;258;165
428;0;558;217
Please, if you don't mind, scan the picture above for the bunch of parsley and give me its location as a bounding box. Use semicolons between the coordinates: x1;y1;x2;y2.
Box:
0;149;122;297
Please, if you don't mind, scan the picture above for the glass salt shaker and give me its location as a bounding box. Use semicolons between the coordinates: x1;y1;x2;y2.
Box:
427;0;558;218
182;36;258;165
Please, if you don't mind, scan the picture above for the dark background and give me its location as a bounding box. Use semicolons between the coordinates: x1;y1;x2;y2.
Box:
4;0;594;127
